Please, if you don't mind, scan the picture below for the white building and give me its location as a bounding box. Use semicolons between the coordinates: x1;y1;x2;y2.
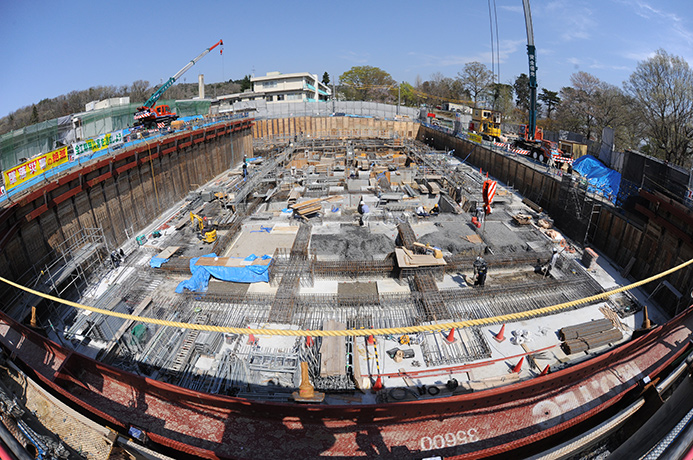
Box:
251;71;331;103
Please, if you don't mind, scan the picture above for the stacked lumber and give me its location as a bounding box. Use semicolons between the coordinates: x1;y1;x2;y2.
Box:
560;318;623;354
290;196;342;217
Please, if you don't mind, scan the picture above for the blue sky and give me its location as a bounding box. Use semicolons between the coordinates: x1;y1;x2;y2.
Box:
1;0;692;117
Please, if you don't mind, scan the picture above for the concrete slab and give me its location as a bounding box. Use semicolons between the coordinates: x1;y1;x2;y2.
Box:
376;279;410;294
224;226;296;258
300;280;339;295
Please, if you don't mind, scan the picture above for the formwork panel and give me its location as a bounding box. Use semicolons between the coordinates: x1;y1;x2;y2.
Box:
55;200;80;240
74;193;95;230
115;174;137;234
21;219;47;262
88;186;113;247
127;168;149;226
102;180;125;246
40;209;63;251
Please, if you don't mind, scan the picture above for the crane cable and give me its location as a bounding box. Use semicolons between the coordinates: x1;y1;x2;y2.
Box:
0;257;691;337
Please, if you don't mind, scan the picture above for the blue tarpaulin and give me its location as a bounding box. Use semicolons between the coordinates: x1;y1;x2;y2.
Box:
571;155;621;203
175;253;272;293
149;257;169;268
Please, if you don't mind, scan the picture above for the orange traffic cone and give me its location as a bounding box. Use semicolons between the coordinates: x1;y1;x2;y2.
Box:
373;375;384;391
511;357;524;373
306;335;313;347
493;324;506;342
445;328;456;343
248;333;257;345
367;335;375;345
540;365;550;376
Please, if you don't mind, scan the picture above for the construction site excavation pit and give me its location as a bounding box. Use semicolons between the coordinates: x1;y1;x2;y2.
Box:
4;130;679;460
31;136;642;394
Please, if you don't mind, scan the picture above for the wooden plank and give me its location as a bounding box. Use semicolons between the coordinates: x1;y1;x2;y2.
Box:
320;320;346;377
157;246;180;259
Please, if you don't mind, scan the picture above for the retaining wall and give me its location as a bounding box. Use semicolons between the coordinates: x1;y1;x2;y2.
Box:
418;125;693;312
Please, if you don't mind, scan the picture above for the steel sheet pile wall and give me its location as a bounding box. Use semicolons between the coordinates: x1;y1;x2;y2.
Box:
252;116;419;141
0;120;253;301
418;125;693;309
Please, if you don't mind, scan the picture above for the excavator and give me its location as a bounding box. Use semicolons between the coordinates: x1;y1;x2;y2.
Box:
134;39;223;129
190;212;217;243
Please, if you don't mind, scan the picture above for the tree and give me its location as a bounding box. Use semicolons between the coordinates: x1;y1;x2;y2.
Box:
490;83;514;116
538;89;560;119
513;73;530;112
322;72;330;86
238;75;252;92
398;82;418;107
457;62;493;104
624;49;693;166
129;80;151;104
338;66;396;102
30;105;39;125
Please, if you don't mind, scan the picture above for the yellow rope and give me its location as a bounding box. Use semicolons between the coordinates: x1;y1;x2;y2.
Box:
1;257;691;337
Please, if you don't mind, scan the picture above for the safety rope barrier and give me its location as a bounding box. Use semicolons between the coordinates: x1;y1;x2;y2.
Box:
0;257;691;337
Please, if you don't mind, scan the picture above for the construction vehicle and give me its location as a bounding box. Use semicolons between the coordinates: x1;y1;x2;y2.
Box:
134;39;223;129
468;108;502;141
510;1;573;171
190;212;217;243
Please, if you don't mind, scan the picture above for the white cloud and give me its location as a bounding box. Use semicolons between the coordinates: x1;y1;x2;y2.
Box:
339;51;369;64
499;5;523;13
406;39;525;72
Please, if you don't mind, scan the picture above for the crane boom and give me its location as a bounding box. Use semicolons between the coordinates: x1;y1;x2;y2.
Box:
141;39;223;109
522;0;537;141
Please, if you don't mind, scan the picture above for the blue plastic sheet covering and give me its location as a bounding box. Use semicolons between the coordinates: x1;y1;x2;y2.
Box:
571;155;621;203
175;254;272;293
149;257;169;268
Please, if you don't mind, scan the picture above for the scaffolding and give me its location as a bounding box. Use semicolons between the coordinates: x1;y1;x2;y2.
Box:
5;227;108;322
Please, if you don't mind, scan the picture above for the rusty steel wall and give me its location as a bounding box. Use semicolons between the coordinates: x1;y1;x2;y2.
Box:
418;125;693;307
252;116;419;140
0;121;253;301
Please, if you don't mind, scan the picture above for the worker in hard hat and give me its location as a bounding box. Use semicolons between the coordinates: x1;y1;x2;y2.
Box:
430;203;440;216
473;256;488;287
543;248;560;276
416;205;428;217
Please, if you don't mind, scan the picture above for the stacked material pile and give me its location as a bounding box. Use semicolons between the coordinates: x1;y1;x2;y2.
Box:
560;318;623;354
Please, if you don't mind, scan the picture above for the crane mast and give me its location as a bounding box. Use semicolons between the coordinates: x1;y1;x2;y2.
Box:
522;0;537;141
141;39;223;110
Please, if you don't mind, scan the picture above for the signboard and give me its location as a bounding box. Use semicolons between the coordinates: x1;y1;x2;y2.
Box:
686;189;693;200
3;146;68;191
467;133;483;144
73;130;123;157
427;113;436;118
0;185;5;197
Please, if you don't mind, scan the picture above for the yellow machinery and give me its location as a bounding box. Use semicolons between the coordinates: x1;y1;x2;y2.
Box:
190;212;217;243
469;108;502;141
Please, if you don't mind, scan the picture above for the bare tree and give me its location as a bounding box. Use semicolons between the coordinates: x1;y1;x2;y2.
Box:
457;62;493;104
129;80;151;104
624;49;693;166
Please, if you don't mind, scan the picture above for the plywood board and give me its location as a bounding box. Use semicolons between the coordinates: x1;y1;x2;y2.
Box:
394;248;447;267
466;235;483;244
320;320;346;377
157;246;180;259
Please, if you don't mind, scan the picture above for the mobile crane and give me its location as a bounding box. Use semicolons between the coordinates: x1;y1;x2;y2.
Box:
134;39;223;128
511;1;572;169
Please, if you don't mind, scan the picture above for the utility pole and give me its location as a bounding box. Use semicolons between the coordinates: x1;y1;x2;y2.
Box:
398;83;401;116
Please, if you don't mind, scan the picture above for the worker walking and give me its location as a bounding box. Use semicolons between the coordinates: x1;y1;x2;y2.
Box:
358;198;370;226
543;248;559;276
473;257;488;287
